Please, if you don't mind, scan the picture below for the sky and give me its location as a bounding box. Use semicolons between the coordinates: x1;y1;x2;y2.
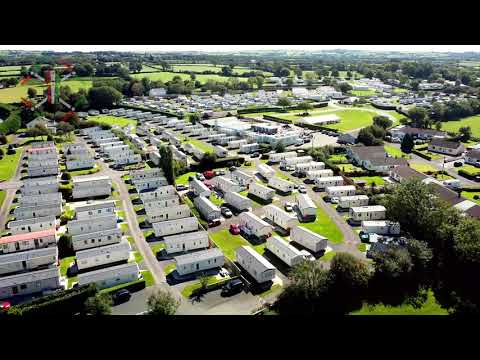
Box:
1;45;480;53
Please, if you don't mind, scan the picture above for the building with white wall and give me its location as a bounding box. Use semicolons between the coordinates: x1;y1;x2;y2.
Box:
175;248;224;276
75;240;131;271
77;262;140;290
290;226;328;253
263;204;297;231
163;230;210;254
152;216;199;237
266;236;304;267
236;246;276;284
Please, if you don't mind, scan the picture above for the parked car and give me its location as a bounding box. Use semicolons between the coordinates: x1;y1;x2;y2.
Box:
221;207;233;218
208;218;221;227
330;197;339;204
250;152;260;158
196;173;205;181
284;202;293;212
229;166;237;172
298;185;307;193
229;223;240;235
221;278;244;296
176;184;188;191
112;289;131;305
203;170;215;179
0;301;11;312
454;161;463;167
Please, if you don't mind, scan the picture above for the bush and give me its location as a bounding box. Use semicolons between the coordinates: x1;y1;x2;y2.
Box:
0;134;7;144
58;234;74;258
61;172;72;181
474;195;479;200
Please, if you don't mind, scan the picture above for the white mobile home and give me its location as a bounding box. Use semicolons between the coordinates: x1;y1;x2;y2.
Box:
129;168;164;182
21;181;58;196
134;177;169;192
214;145;228;158
77;262;140;290
164;230;209;254
0;247;57;276
152;216;199;237
295;194;317;219
0;228;56;255
228;139;247;149
19;192;62;207
74;201;116;220
27;162;59;178
72;228;123;251
281;155;313;167
146;204;191;223
257;163;276;179
338;195;369;209
76;240;131;271
67;215;117;236
361;220;401;235
239;142;259;154
193;196;221;221
248;182;275;202
268;177;295;193
224;191;252;211
326;185;356;198
266;236;304;267
139;185;176;202
7;216;56;235
295;161;325;174
175;248;224;276
13;202;62;220
314;176;344;190
66;157;95;171
72;176;112;199
236;246;276;284
290;226;328;253
264;204;297;231
230;170;254;187
211;176;242;193
238;212;273;239
306;169;334;181
190;178;212;198
268;151;297;164
349;205;386;223
0;267;60;300
142;196;180;211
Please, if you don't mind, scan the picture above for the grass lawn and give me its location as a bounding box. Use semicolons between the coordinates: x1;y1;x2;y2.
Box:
358;243;368;252
181;275;226;298
410;162;439;174
120;223;130;233
183;138;214;153
163;262;176;275
393;88;409;94
88;115;137;128
384;144;410;158
337;163;363;173
461;191;480;204
117;210;126;219
209;229;253;260
320;251;336;261
0;148;22;181
300;205;343;244
328;154;348;163
441;115;480;138
210;193;224;206
351;176;386;186
67;166;100;177
350;90;378;97
259;284;282;298
150;243;165;256
351;290;448;315
457;164;480;176
323;110;376;132
67;276;78;289
435;173;454;181
59;256;76;277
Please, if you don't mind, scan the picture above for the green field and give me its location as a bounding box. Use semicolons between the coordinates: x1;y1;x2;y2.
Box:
183;139;214;153
328;154;348;163
351;176;386;186
441;115;480;137
0;148;22;181
461;191;480;204
384;144;410;158
175;171;196;185
457;164;480;176
88;115;137;128
299;205;343;244
131;71;249;84
350;89;378;97
337;163;363;173
410;162;439;174
210;229;251;260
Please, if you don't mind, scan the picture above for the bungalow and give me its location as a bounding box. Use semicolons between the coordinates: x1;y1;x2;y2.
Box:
428;138;465;156
149;151;161;166
0;267;60;300
338;195;369;209
389;165;428;183
77;262;140;290
326;185;356;198
266;236;304;267
257;163;276;179
230;170;254;187
464;149;480;167
281;156;313;168
347;146;408;172
63;143;89;155
236;246;276;284
361;220;401;235
190;178;212;198
228;139;248;149
112;154;142;166
295;194;317;220
26;147;58;161
67;215;117;236
224;191;252;211
268;177;295;194
72;228;123;252
0;247;58;276
290;226;328;253
26;116;57;134
238;212;273;239
0;228;56;255
139;185;176;202
175;248;225;276
163;230;210;254
295;161;325;174
349;205;386;223
7;216;57;235
72;176;112;199
21;177;59;196
248;182;275;202
74;201;116;220
75;240;131;271
211;176;242;193
134;177;169;192
389;125;447;140
239;143;259;154
214;145;228;158
13;202;62;220
152;216;199;237
263;204;297;232
146;204;191;223
194;196;221;221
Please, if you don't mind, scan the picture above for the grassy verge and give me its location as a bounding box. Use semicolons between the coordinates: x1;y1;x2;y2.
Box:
0;190;5;210
410;162;439;174
175;171;196;185
320;251;336;261
0;148;22;181
300;205;343;244
351;176;385;186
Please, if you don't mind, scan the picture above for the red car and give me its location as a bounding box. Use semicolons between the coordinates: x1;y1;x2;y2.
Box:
0;301;11;312
203;170;215;179
229;224;241;235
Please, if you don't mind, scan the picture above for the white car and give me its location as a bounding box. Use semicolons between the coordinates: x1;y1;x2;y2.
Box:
330;197;339;204
284;202;294;212
300;250;315;261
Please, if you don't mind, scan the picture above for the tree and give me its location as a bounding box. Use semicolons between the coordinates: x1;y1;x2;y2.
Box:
146;290;180;315
88;86;122;109
373;115;393;129
435;121;443;131
338;82;353;93
304;72;318;86
57;122;74;140
84;293;113;315
458;126;472;142
27;87;37;98
277;97;291;108
188;113;200;125
285;78;294;87
57;234;74;258
255;76;264;89
275;142;286;153
407;107;429;128
400;133;415;153
158;145;174;184
198;273;210;293
298;101;313;113
357;127;377;146
130;82;145;97
199;152;217;171
221;66;234;77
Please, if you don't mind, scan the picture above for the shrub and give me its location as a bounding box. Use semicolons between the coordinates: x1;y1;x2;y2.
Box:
61;172;72;181
474;195;479;200
58;234;74;257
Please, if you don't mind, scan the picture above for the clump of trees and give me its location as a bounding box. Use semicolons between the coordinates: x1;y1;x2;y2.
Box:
146;290;180;315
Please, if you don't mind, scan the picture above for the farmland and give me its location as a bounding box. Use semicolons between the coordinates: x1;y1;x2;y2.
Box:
88;115;137;128
131;71;250;84
441;115;480;137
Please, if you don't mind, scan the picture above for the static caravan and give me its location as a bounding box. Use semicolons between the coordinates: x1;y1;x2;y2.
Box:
146;204;191;223
248;182;275;202
175;248;224;276
224;191;252;211
134;177;169;192
257;163;276;179
19;192;62;207
139;186;176;202
239;143;259;154
164;230;209;254
326;185;356;198
214;145;228;158
281;155;313;167
193;196;221;221
72;228;123;251
290;226;328;253
77;262;140;290
238;212;273;239
306;169;334;181
349;205;386;223
129;168;164;182
27;162;59;178
21;180;59;196
143;196;180;211
211;176;242;194
152;216;199;237
230;170;254;187
74;202;115;221
190;178;212;198
0;247;57;276
338;195;369;209
112;154;142;166
361;220;401;235
0;267;60;300
228;139;247;149
66;158;95;171
67;215;117;236
7;216;56;235
295;194;317;220
295;161;325;174
314;176;344;190
268;151;297;164
0;228;56;255
264;204;297;231
76;240;131;271
72;176;112;199
266;236;304;267
268;177;295;194
236;246;276;284
13;202;62;220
